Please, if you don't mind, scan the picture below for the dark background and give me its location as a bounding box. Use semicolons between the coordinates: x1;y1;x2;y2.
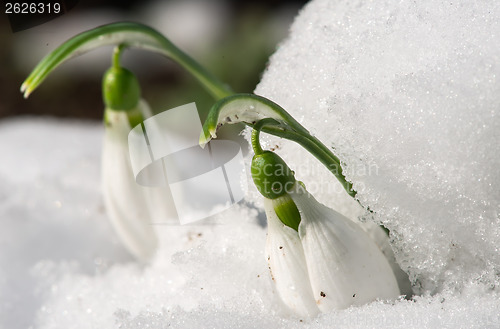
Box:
0;0;308;121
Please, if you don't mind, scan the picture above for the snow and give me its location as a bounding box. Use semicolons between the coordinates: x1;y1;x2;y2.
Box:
0;122;497;327
2;0;500;327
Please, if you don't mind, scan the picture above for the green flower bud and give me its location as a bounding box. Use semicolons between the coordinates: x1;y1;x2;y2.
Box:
251;150;296;199
102;66;141;111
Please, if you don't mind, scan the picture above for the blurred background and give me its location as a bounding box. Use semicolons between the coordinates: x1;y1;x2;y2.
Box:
0;0;308;122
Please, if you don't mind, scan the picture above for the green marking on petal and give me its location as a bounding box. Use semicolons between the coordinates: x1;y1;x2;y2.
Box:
272;193;301;232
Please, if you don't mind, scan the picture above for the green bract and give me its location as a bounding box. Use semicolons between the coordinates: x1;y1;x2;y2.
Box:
102;66;140;111
251;150;296;200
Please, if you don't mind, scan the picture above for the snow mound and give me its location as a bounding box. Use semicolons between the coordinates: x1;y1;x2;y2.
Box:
255;0;500;295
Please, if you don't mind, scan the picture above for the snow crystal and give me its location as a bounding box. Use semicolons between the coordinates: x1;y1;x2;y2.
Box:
255;0;500;297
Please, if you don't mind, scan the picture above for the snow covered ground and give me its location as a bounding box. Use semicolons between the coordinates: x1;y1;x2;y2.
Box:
0;117;498;328
1;0;499;328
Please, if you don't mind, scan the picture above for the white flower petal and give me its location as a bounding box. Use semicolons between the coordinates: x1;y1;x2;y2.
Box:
264;198;320;318
290;185;400;312
102;104;158;261
131;101;179;224
361;221;413;297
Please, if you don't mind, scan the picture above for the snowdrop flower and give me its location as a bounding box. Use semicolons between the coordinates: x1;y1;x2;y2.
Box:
101;64;159;261
252;149;400;317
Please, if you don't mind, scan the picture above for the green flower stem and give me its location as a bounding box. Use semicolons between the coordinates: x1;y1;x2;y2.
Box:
251;129;264;155
21;22;232;100
251;118;284;155
200;93;356;198
259;125;355;198
112;44;126;69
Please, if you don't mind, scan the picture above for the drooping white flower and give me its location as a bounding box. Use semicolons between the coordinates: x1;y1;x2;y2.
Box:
101;63;179;261
265;183;401;315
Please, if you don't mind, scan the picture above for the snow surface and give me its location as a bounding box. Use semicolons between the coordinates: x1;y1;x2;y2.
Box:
0;119;498;328
0;119;498;329
2;0;500;327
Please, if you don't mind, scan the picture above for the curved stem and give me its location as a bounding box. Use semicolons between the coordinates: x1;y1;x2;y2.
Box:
251;117;282;155
200;93;356;199
259;125;355;198
112;44;126;68
21;22;232;100
251;129;263;155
